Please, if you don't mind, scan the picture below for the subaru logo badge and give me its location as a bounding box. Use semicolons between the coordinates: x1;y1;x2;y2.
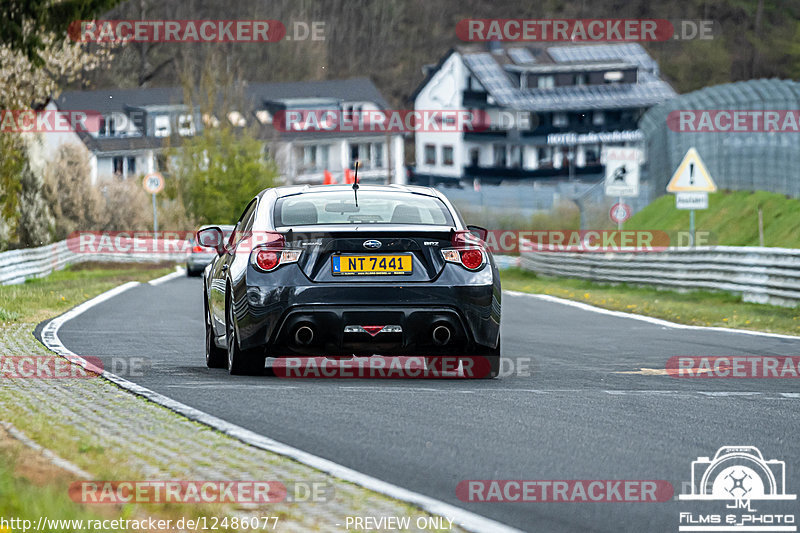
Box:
363;240;382;250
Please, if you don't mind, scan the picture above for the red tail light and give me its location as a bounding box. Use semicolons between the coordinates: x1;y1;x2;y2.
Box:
254;249;280;271
192;245;204;253
459;249;484;270
249;233;302;272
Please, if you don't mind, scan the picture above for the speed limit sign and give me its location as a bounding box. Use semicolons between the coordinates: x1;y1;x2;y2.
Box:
610;202;632;224
143;172;164;194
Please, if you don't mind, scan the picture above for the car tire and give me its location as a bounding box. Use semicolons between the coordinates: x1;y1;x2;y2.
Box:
205;293;227;368
186;266;200;277
481;340;501;379
226;291;265;376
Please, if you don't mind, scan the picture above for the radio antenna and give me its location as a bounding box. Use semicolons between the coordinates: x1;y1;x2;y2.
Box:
352;160;360;207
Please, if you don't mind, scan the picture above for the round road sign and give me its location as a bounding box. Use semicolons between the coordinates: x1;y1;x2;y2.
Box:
143;172;164;194
610;202;632;224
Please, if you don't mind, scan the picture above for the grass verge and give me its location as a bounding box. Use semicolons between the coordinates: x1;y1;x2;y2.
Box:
627;190;800;247
0;262;177;323
500;267;800;336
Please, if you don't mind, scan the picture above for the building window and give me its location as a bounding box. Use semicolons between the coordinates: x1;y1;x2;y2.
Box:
538;146;552;167
424;144;436;165
301;144;330;172
154;115;170;137
604;71;624;84
538;76;554;89
510;145;522;168
442;146;454;166
178;114;195;136
303;145;317;170
113;156;124;177
469;148;480;166
553;112;568;127
493;144;506;167
374;143;384;168
127;157;136;175
99;116;116;137
585;145;600;164
574;73;587;86
592;111;605;126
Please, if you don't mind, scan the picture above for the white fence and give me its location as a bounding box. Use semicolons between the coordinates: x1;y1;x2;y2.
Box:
520;246;800;308
0;237;189;285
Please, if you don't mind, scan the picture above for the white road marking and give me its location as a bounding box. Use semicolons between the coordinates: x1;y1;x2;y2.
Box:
505;291;800;340
40;284;522;533
149;266;185;286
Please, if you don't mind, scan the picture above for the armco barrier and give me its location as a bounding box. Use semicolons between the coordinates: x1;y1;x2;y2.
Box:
520;246;800;308
0;237;189;285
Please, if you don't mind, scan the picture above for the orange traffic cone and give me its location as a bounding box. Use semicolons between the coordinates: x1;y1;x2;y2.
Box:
344;168;354;184
323;169;335;185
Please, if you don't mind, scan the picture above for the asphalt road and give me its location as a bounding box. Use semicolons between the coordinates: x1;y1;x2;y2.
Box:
57;276;800;532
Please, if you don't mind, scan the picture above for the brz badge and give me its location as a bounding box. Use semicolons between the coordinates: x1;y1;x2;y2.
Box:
363;240;382;249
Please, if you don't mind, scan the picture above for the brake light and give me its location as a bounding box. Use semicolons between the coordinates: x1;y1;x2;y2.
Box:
250;235;302;272
459;249;483;270
441;247;485;271
255;249;280;271
192;245;205;253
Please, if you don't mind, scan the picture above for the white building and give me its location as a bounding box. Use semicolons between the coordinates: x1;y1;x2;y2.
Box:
47;78;404;186
411;43;675;186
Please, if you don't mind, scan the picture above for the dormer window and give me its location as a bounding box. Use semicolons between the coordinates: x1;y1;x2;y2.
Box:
537;75;554;89
178;114;195;136
98;115;116;137
256;110;272;124
227;111;246;127
604;71;624;83
154;115;170;137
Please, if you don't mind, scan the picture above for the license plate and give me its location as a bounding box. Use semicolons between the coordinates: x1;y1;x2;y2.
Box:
332;254;412;275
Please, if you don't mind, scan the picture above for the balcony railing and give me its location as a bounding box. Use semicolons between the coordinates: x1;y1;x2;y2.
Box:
463;163;604;181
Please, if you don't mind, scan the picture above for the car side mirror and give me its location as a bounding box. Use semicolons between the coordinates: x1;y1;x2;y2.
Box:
197;227;225;256
467;225;488;242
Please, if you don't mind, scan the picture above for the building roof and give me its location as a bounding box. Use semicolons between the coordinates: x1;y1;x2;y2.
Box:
414;43;676;113
56;77;390;113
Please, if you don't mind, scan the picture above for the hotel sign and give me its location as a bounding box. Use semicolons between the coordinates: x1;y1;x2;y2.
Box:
546;130;643;145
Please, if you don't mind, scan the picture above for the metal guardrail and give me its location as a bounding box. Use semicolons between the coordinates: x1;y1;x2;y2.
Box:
520;246;800;308
0;238;188;285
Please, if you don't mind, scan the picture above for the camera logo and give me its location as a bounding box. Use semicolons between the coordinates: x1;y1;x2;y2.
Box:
679;446;796;532
680;446;795;502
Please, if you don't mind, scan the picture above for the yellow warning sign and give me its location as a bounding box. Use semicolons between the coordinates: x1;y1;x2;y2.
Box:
666;148;717;193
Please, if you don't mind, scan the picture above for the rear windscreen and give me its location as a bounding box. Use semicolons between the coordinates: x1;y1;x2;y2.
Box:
274;191;455;226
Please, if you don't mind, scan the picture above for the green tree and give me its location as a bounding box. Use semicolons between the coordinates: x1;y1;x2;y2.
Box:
168;127;279;225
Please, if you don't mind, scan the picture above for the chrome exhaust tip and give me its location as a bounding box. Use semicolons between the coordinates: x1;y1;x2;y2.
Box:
432;325;451;346
295;325;314;346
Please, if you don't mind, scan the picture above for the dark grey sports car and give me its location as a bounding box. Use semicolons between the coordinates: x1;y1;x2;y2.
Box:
198;184;501;378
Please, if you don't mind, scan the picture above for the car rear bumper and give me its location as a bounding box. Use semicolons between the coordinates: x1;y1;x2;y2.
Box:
235;283;500;356
187;253;216;271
